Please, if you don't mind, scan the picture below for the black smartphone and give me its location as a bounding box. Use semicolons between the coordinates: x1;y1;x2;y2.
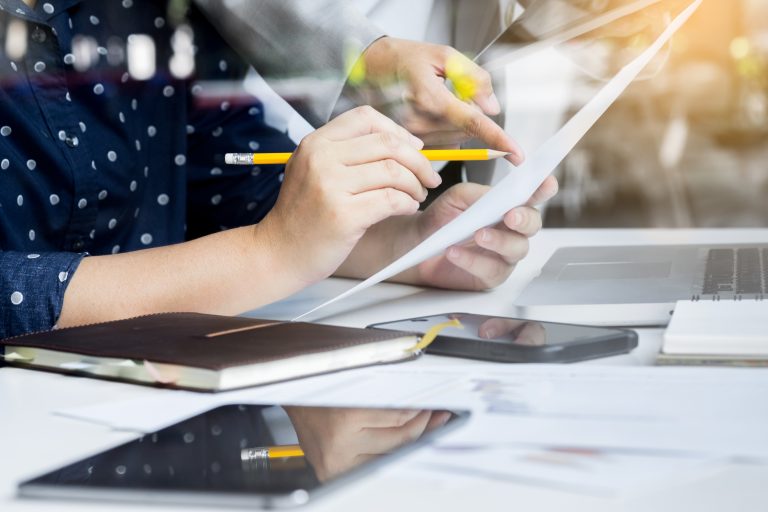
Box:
368;313;638;363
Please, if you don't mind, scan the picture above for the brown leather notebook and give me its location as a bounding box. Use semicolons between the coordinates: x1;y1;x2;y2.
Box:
0;313;420;391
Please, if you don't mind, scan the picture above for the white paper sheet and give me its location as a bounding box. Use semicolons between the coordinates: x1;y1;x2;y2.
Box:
294;0;702;321
57;363;768;460
55;366;463;433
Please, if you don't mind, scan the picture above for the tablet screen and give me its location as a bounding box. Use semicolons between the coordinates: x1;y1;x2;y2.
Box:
20;404;467;508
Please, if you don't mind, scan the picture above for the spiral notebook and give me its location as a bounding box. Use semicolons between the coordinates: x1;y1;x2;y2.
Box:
661;300;768;361
0;313;420;391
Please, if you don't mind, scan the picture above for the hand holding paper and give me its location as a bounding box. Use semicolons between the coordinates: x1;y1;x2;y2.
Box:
397;180;556;291
295;0;702;320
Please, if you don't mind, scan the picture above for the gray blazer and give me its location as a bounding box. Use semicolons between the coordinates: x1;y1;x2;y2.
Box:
193;0;385;127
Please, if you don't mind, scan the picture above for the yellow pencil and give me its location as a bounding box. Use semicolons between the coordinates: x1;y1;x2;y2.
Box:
265;444;304;459
224;149;510;166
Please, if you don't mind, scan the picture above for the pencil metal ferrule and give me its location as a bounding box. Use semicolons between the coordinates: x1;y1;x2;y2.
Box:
224;153;254;165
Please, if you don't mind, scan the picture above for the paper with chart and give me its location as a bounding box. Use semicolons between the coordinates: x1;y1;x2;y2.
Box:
295;0;703;320
54;366;465;433
416;445;722;497
433;366;768;461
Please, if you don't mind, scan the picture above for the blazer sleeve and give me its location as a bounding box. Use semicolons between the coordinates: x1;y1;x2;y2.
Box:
192;0;385;127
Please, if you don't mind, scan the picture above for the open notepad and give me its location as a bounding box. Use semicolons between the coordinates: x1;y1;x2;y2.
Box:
662;300;768;361
0;313;420;391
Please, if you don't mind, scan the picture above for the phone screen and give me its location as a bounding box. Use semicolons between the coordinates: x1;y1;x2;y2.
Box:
373;313;622;347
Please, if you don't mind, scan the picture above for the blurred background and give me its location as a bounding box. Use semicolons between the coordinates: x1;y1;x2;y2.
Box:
498;0;768;228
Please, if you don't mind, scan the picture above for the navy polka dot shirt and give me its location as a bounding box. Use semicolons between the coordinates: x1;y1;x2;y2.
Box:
0;0;295;339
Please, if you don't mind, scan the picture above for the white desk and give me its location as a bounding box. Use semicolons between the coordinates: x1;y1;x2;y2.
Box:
3;229;768;512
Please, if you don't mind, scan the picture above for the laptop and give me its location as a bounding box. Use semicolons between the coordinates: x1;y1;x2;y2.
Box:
514;245;768;326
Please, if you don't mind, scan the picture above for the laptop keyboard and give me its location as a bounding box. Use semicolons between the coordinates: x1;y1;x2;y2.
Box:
701;248;767;296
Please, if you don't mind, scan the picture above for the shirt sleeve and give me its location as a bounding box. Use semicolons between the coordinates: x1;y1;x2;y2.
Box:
0;251;85;340
192;0;385;127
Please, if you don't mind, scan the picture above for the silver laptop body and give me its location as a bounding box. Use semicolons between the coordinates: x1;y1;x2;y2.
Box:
514;244;768;326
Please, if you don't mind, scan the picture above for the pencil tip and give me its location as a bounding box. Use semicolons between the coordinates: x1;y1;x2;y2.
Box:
487;150;510;159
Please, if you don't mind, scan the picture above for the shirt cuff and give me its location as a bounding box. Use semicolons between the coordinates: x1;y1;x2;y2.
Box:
0;251;85;340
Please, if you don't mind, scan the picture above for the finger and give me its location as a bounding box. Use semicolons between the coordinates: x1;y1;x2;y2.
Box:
351;453;379;468
444;48;500;115
318;105;424;148
360;410;433;454
441;95;525;164
335;133;441;188
525;176;559;206
347;160;427;202
346;408;424;428
354;187;421;227
401;111;458;135
440;182;491;212
473;93;502;117
477;317;528;339
445;245;514;289
501;206;543;238
515;322;547;346
424;411;453;433
405;75;523;163
477;318;545;345
474;227;531;265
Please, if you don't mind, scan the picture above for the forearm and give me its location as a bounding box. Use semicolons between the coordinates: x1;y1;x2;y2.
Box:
57;225;305;328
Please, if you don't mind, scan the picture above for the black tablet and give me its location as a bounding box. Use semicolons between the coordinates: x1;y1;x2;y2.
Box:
18;404;468;508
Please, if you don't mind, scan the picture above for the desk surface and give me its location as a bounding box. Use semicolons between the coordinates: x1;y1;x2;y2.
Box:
3;229;768;512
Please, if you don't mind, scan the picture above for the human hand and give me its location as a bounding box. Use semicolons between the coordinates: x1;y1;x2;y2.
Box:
284;407;451;482
396;177;558;290
477;317;546;345
360;37;524;162
260;106;441;286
